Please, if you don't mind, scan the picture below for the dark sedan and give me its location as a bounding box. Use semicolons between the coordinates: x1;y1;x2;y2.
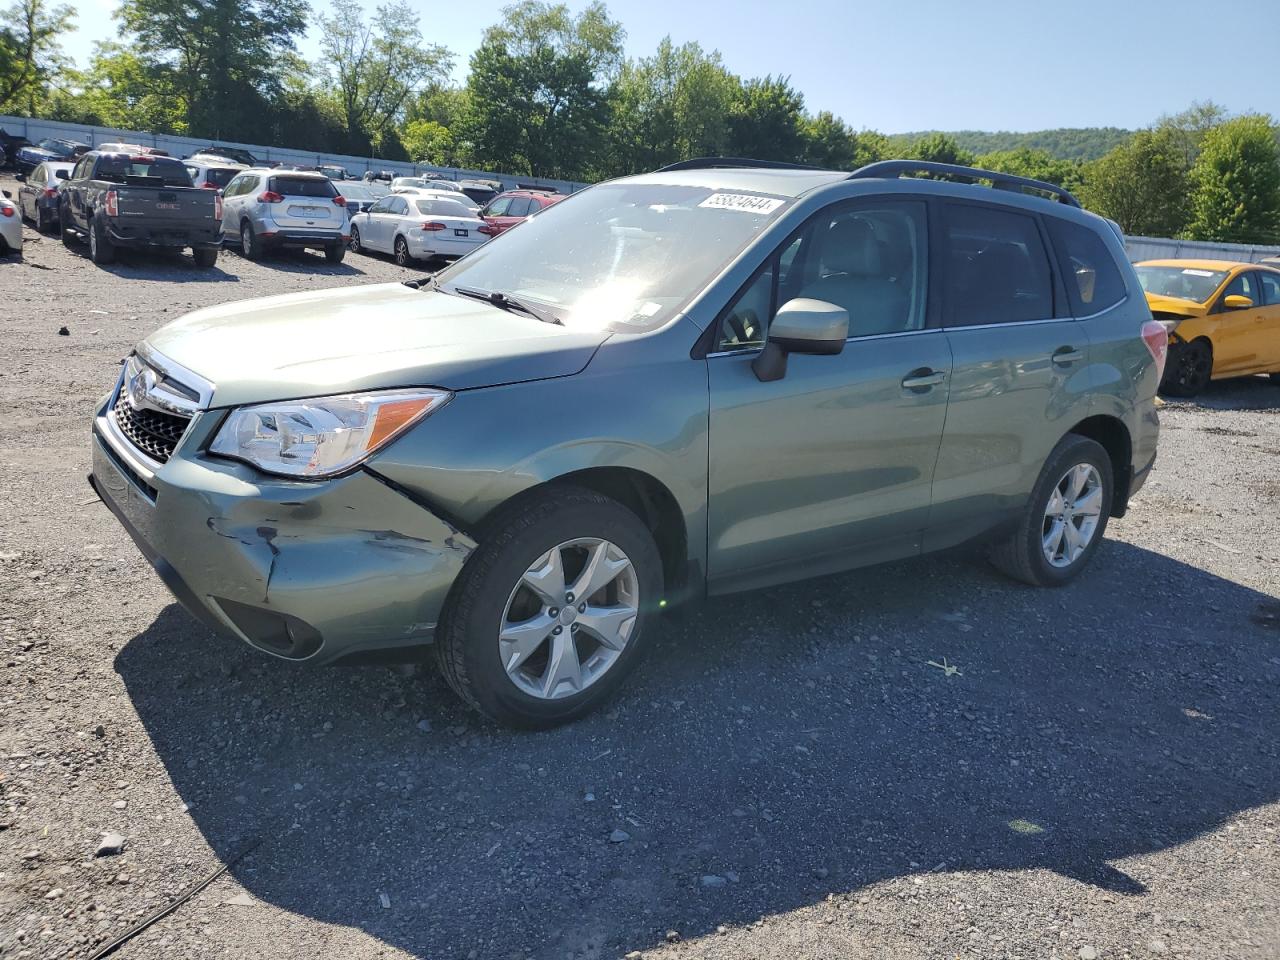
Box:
15;160;73;233
15;137;90;174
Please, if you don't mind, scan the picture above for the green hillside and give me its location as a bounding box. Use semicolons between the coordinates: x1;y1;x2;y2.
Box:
886;128;1133;162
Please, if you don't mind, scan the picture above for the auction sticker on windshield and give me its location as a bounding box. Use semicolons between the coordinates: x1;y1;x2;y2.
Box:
699;193;785;214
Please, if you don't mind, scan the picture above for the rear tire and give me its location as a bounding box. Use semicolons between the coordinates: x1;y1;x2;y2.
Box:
324;241;345;264
239;222;261;261
192;247;218;269
988;434;1113;587
88;216;115;265
394;236;411;267
435;487;662;728
1161;339;1212;397
33;205;45;233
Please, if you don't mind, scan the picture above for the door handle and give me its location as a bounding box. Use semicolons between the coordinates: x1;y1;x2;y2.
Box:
901;369;946;391
1052;347;1084;366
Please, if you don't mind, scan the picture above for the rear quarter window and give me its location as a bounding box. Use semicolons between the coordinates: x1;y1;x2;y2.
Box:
1046;217;1127;315
95;155;192;187
270;176;338;198
941;203;1055;327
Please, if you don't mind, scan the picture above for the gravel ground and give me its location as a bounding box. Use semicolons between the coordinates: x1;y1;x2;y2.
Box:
1;172;1278;960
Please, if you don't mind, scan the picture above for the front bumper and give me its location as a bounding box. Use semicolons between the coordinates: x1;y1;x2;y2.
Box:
90;393;475;664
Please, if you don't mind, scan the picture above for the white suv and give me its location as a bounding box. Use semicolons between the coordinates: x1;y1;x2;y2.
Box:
220;169;349;262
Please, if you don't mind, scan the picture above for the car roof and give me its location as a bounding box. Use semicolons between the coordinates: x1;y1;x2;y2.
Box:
1136;258;1265;272
618;167;847;198
246;168;327;178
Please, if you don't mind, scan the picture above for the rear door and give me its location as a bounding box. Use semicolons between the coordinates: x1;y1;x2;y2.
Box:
268;175;340;230
707;197;951;591
927;200;1091;550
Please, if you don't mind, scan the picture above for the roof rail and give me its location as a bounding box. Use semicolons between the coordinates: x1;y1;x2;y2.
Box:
657;157;822;173
848;160;1081;208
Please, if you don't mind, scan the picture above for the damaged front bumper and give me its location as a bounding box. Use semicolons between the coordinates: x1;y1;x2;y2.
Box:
90;395;475;664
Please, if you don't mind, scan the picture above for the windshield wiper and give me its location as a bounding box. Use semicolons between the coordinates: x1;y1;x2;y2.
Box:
451;286;562;325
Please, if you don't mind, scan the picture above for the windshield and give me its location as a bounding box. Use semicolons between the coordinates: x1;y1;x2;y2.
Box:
435;183;792;332
269;176;337;198
1135;265;1229;303
39;139;76;157
415;198;477;218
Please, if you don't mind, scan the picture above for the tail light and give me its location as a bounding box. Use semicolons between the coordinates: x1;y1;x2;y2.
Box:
214;192;223;221
201;180;219;189
43;187;58;198
332;195;346;207
1141;319;1168;380
0;202;13;218
477;224;499;236
421;221;446;231
104;190;118;217
260;190;284;203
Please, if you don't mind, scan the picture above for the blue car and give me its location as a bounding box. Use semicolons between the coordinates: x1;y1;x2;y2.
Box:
15;137;90;175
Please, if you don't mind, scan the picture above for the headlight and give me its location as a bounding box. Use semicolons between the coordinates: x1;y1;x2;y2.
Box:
209;388;451;478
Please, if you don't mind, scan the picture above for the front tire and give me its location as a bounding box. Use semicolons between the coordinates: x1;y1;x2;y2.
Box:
436;487;662;728
1161;339;1213;397
349;225;362;253
988;434;1113;587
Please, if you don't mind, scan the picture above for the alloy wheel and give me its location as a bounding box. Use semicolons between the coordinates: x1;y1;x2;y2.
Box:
241;225;252;257
1042;463;1103;568
499;538;639;700
349;227;361;253
395;238;409;266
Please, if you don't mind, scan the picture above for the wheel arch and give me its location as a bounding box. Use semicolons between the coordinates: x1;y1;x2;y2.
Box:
476;466;693;606
1066;414;1132;518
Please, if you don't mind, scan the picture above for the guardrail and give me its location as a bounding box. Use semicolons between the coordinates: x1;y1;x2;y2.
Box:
0;114;587;194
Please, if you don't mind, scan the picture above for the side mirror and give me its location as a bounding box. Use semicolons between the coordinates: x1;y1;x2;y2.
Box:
752;298;849;383
1224;294;1254;310
55;169;68;180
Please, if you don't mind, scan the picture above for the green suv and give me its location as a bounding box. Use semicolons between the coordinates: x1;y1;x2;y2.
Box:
90;159;1163;727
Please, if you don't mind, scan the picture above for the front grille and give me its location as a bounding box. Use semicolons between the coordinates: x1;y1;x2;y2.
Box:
112;390;191;463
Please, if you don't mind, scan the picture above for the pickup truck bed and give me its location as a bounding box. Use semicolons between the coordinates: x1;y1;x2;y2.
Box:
59;152;223;268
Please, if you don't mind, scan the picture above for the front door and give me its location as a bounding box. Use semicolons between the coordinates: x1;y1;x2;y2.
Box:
1256;270;1280;372
1211;270;1267;376
707;198;951;593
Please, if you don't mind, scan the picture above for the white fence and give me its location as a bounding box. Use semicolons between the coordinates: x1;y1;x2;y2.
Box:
0;114;586;194
1124;234;1280;264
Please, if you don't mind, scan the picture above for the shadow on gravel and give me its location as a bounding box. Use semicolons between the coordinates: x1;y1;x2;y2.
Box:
115;540;1280;959
222;246;369;277
1161;375;1280;413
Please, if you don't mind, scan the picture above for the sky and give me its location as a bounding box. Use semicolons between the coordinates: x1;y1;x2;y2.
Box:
59;0;1280;134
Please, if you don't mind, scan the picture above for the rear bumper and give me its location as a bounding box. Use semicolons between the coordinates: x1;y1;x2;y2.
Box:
251;214;347;249
90;395;475;665
106;222;222;250
408;233;485;259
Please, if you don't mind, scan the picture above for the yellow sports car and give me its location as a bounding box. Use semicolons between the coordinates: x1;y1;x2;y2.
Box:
1136;259;1280;396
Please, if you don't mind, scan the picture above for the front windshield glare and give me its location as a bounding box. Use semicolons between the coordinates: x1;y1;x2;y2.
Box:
435;183;792;332
1135;265;1228;303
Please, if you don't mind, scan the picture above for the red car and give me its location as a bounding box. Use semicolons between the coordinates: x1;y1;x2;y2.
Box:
479;189;562;237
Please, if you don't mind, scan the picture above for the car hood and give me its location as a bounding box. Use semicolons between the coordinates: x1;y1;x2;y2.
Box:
19;146;58;160
1143;292;1208;318
143;283;608;408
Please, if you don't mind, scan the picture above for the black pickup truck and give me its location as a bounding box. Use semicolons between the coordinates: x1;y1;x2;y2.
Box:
59;151;224;267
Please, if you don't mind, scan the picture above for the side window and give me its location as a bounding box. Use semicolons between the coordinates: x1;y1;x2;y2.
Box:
1258;272;1280;306
942;203;1054;326
485;197;512;217
716;263;775;351
391;197;409;216
1219;272;1256;309
370;197;391;213
1045;217;1127;315
714;199;928;351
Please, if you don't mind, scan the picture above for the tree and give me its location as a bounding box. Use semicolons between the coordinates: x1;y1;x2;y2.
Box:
116;0;307;140
1076;128;1190;237
1156;100;1228;167
726;75;805;162
461;1;622;179
1185;114;1280;244
975;148;1081;189
319;0;453;156
801;112;886;170
607;37;737;174
902;132;974;167
53;43;186;133
0;0;74;114
401;118;454;165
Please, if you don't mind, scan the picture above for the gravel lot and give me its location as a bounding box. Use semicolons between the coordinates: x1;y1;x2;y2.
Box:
1;172;1278;960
